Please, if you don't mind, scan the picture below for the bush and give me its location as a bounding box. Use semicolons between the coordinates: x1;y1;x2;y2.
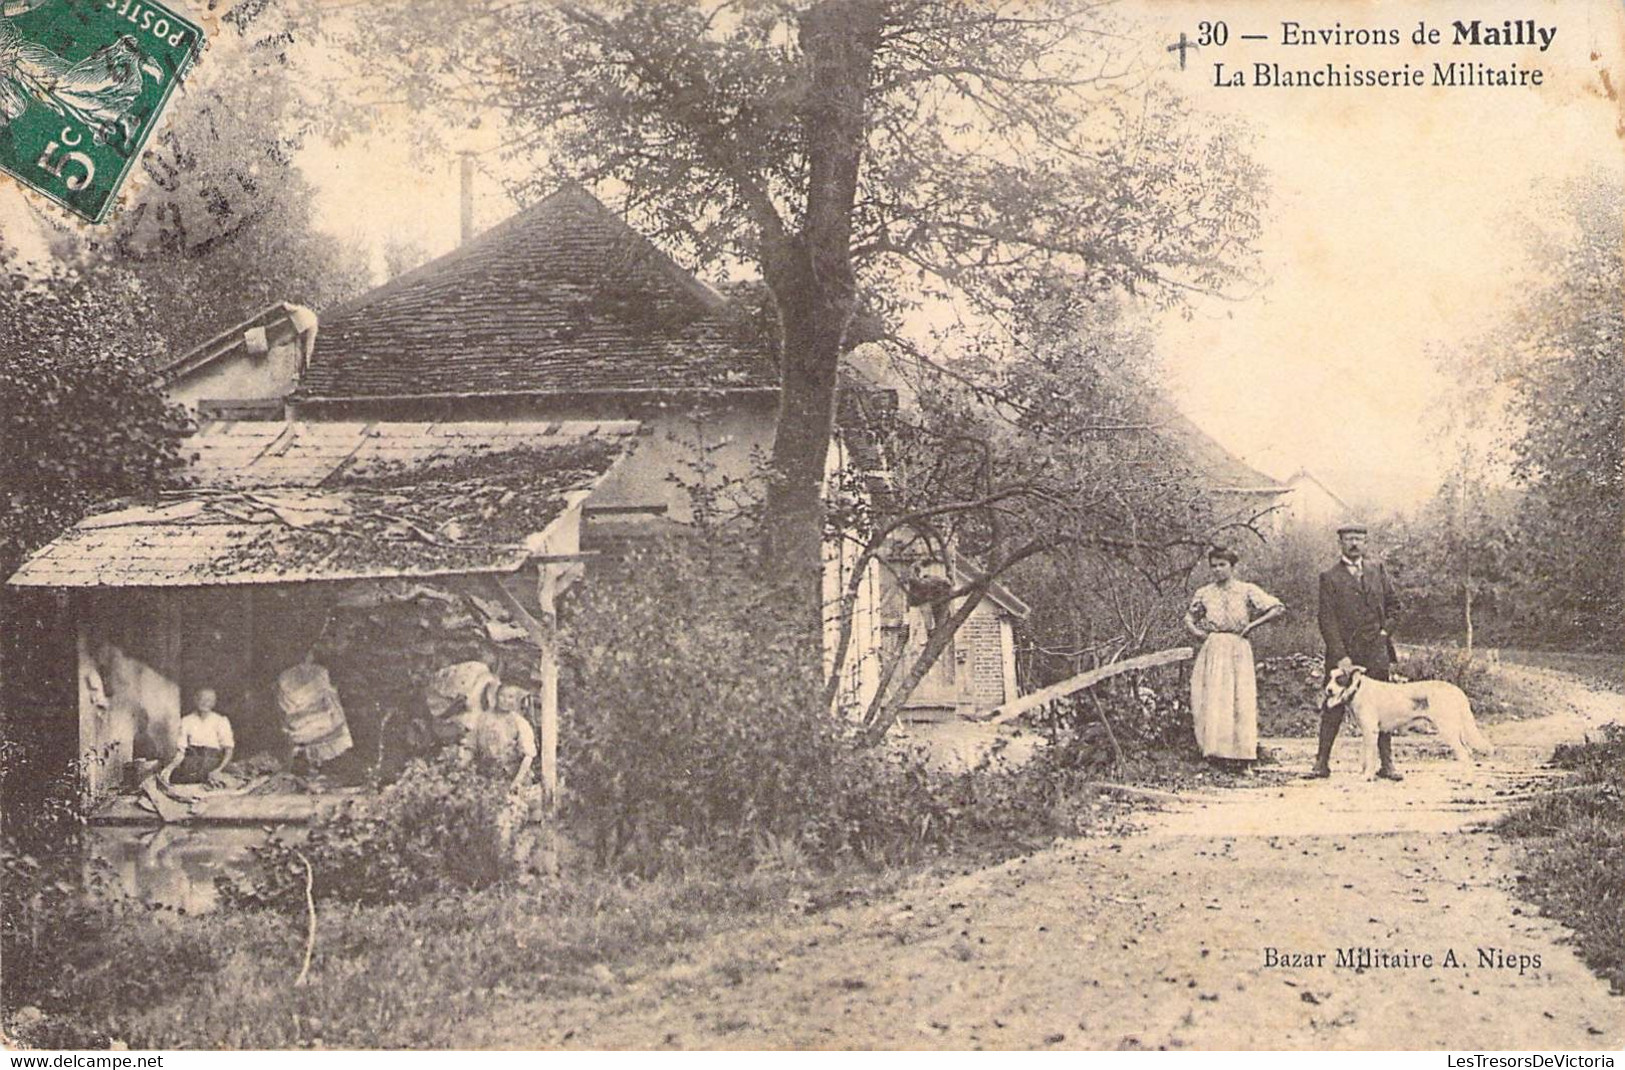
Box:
557;538;1124;873
226;536;1187;904
1496;725;1625;993
1020;667;1194;753
222;757;518;910
1;840;224;1048
1397;646;1510;720
561;540;845;870
0;724;86;852
0;260;188;580
1256;652;1325;737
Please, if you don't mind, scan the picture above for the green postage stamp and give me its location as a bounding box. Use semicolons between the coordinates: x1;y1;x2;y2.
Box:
0;0;202;223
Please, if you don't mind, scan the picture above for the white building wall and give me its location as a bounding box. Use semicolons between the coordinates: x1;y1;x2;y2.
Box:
167;336;306;413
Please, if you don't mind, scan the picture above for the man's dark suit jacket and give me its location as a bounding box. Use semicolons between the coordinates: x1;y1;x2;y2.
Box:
1317;559;1398;673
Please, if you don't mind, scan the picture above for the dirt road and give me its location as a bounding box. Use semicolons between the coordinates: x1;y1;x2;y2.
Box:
467;664;1623;1050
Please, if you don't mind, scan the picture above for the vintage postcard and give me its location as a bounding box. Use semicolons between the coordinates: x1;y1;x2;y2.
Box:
0;0;1619;1055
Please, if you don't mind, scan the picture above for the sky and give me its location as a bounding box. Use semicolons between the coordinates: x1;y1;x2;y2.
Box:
1135;0;1622;510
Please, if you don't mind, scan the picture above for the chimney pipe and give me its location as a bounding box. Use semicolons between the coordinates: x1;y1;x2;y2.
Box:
459;152;475;245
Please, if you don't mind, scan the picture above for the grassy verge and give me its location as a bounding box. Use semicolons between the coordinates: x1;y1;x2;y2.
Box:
6;860;922;1049
6;782;1187;1049
1;672;1283;1050
1495;725;1625;995
1492;649;1625;693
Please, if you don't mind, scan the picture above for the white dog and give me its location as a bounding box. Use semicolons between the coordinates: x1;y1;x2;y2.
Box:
1324;667;1493;780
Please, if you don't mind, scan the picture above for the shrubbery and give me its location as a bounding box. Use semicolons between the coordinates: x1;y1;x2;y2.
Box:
1;842;223;1048
0;539;1226;1048
1256;652;1325;737
558;539;1152;874
1397;646;1509;721
0;723;85;852
199;536;1167;909
222;758;518;910
1497;724;1625;993
559;540;948;872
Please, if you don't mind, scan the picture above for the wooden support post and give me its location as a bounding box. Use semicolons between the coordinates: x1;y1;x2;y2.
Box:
535;562;560;808
485;570;562;877
534;562;561;877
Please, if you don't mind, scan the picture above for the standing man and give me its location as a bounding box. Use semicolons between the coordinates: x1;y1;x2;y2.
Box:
1308;522;1402;780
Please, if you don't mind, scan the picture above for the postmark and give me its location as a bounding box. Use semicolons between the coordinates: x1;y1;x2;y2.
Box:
0;0;203;223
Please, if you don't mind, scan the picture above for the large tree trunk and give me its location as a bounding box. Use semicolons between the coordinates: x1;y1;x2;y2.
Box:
759;0;885;628
763;263;847;602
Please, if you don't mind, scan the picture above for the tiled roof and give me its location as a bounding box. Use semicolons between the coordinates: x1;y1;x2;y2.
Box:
951;550;1031;620
8;420;638;588
185;418;640;488
298;185;778;401
1143;394;1288;493
6;496;532;588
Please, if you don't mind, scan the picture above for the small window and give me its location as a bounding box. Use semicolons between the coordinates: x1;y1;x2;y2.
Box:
199;398;284;421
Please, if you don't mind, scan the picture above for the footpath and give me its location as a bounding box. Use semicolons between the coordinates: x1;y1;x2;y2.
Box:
464;662;1624;1050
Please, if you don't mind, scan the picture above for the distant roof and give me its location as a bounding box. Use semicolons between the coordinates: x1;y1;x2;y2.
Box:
9;420;637;589
297;184;777;403
1144;395;1288;494
1285;468;1351;511
951;550;1032;620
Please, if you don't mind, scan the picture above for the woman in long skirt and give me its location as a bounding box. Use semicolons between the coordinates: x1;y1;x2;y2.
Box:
1185;546;1286;773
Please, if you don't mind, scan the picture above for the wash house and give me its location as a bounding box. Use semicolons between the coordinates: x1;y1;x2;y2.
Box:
9;420;636;816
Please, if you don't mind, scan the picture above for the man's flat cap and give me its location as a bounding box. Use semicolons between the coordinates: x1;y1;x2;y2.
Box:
1336;522;1368;535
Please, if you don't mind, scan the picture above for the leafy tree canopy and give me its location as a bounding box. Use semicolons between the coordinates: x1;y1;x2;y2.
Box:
0;253;190;577
319;0;1266;583
1412;168;1622;647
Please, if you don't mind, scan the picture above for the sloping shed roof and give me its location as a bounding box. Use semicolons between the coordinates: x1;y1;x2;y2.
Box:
8;494;532;588
951;550;1032;621
9;420;638;589
297;184;778;403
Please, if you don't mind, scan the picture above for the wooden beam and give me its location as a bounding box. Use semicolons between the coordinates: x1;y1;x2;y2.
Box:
533;565;560;810
483;577;558;802
525;552;599;565
582;503;668;516
484;575;548;647
975;647;1195;725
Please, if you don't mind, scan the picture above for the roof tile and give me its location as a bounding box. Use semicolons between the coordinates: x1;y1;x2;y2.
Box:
299;185;777;401
9;420;640;589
